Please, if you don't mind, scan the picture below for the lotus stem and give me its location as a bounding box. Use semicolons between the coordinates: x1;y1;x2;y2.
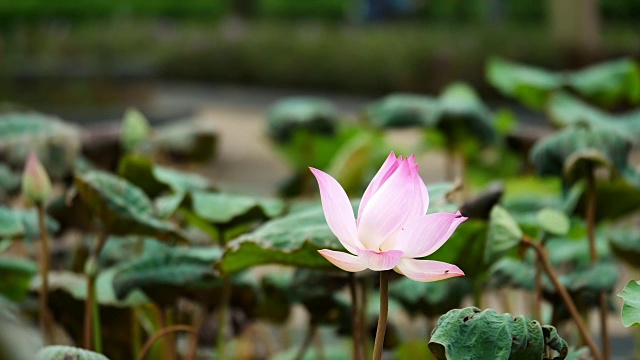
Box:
84;231;108;350
138;325;196;360
216;277;232;360
586;165;610;360
349;273;364;360
185;303;204;360
293;323;317;360
372;270;389;360
36;203;53;344
534;258;542;321
522;236;602;360
131;308;142;360
164;308;177;360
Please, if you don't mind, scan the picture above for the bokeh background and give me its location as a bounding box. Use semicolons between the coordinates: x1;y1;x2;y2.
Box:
2;0;638;192
1;1;640;359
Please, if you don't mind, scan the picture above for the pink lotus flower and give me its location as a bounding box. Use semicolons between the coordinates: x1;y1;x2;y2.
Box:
310;152;466;282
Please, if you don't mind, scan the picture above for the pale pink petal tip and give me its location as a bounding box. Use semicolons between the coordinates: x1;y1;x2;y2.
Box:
318;250;367;272
310;168;358;254
395;258;464;283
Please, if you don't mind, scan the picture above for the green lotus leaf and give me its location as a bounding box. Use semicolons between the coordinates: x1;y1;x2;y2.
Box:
36;269;149;307
189;190;286;226
74;170;188;243
324;132;379;196
0;112;81;178
560;262;618;294
0;207;23;238
609;227;640;268
112;246;223;305
154;192;186;219
487;57;640;109
35;345;110;360
486;57;563;109
536;208;570;236
118;154;212;197
266;97;338;143
567;58;640;107
530;124;633;183
429;307;568;360
548;92;614;128
0;163;20;199
154;120;218;163
365;93;438;128
484;206;523;263
548;92;640;142
427;219;488;280
573;179;640;221
217;203;344;274
618;280;640;327
0;257;37;302
0;206;59;241
487;257;537;291
435;82;497;146
389;276;471;318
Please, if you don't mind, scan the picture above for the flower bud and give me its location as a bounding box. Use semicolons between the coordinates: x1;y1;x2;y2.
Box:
21;152;52;204
121;108;150;152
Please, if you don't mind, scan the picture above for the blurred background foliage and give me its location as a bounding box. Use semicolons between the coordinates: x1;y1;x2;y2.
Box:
0;0;639;109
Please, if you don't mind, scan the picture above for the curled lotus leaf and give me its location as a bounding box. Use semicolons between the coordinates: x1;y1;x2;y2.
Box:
429;307;568;360
35;345;109;360
74;170;188;243
530;124;633;183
